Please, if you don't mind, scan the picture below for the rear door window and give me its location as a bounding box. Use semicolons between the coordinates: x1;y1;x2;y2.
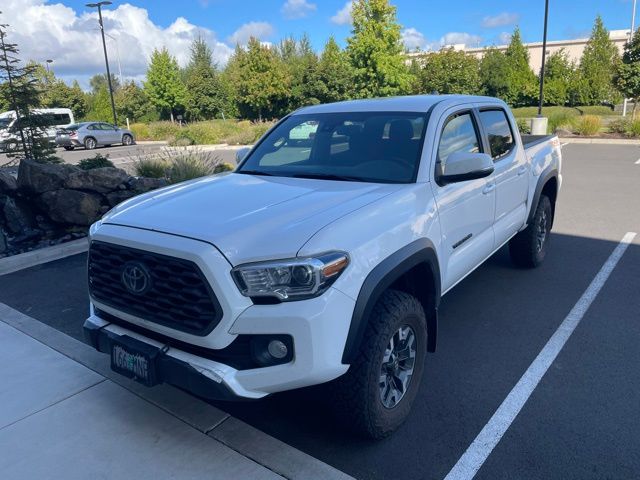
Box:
479;109;515;160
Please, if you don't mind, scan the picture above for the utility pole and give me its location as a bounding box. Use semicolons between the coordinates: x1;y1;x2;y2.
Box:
537;0;550;117
86;1;117;126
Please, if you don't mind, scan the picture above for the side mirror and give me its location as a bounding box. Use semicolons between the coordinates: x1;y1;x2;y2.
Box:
438;152;494;184
236;147;251;164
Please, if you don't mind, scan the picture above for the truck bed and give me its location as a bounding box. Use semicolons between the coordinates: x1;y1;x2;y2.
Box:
521;134;555;149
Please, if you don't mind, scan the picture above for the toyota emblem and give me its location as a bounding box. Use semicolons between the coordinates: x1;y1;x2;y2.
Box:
121;261;152;295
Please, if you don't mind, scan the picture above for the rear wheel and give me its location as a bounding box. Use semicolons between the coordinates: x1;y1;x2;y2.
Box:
3;139;18;152
509;195;552;268
122;134;133;146
84;137;97;150
330;289;427;439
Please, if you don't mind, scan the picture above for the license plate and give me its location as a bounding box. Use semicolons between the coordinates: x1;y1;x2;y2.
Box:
110;336;160;387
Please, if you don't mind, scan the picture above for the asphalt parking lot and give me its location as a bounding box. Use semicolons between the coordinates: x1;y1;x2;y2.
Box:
0;143;638;480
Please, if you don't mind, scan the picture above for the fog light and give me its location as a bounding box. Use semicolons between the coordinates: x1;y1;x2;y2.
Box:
267;340;288;359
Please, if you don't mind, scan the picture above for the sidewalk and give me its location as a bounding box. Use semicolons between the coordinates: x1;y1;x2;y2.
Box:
0;304;353;480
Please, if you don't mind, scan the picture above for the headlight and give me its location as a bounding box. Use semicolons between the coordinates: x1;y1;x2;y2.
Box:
232;252;349;301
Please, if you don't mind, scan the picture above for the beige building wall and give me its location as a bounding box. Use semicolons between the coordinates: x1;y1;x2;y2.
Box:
408;30;630;74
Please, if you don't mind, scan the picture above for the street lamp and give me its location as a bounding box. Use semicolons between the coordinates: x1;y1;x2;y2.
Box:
86;1;117;126
622;0;637;117
537;0;550;117
45;59;53;73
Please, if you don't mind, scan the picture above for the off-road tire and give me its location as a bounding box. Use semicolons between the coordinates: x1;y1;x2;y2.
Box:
330;289;427;439
84;137;97;150
509;194;552;268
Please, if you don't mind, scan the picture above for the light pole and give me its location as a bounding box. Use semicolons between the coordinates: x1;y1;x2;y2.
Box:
104;32;123;86
537;0;550;117
86;1;117;126
622;0;637;117
45;59;53;73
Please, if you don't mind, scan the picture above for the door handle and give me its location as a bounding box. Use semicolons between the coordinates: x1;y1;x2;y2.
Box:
482;183;495;195
517;165;527;176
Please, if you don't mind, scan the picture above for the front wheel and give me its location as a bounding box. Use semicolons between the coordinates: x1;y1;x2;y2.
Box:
122;134;133;146
330;290;427;439
509;195;553;268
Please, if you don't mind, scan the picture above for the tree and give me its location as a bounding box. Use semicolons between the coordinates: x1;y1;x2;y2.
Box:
116;80;156;123
144;48;186;122
614;27;640;117
232;38;290;120
311;37;354;103
542;49;575;106
503;28;537;106
346;0;411;98
85;87;113;122
183;36;232;120
576;15;620;105
479;47;510;99
414;48;480;95
277;35;319;111
0;18;57;162
89;73;120;94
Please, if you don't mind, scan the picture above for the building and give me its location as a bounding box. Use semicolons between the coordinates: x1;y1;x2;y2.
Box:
407;30;630;74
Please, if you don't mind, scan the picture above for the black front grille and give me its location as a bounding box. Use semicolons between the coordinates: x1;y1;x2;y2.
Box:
88;241;223;335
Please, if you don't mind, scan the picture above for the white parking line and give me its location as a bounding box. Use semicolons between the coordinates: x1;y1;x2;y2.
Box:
560;142;569;148
634;158;640;165
444;231;637;480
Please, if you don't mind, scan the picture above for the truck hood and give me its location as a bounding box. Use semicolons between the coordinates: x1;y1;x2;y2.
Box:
103;173;400;265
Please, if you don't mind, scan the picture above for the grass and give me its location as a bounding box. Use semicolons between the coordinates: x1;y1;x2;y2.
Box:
77;153;115;170
571;115;602;136
129;120;275;146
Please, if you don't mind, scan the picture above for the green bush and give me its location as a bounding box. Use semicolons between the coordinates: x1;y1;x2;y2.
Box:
133;158;168;178
213;162;235;174
165;150;220;184
629;119;640;137
78;153;115;170
572;115;602;136
548;111;575;133
129;123;150;140
577;105;615;116
516;118;531;134
608;118;631;135
148;122;181;141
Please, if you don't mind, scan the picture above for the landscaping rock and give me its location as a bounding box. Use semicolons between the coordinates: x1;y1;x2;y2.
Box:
106;190;136;207
18;159;79;194
0;228;7;254
65;167;131;193
2;197;35;234
130;176;168;193
0;170;18;192
38;189;102;226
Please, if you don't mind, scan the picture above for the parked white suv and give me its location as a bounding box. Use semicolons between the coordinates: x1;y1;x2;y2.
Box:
84;95;561;438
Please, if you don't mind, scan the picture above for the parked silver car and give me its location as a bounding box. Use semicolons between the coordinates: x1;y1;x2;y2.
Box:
55;122;135;150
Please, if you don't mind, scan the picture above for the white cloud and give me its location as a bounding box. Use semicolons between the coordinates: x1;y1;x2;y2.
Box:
481;12;519;28
281;0;317;19
498;32;512;44
440;32;483;48
227;22;274;46
0;0;233;88
402;28;428;51
331;1;353;25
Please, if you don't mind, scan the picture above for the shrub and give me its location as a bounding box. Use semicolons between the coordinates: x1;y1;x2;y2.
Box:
608;118;631;135
572;115;602;136
516;118;531;134
629;119;640;137
165;151;219;184
129;123;150;140
133;158;168;178
148;121;181;141
78;153;115;170
577;105;615;116
213;162;235;174
548;111;574;133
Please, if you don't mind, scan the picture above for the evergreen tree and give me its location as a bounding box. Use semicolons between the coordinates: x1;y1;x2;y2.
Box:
346;0;411;98
277;35;319;110
0;18;57;162
614;27;640;117
233;37;290;120
577;15;620;105
89;73;120;94
116;81;156;123
311;37;354;103
479;47;510;99
415;48;481;95
144;48;186;122
542;49;575;106
504;28;537;106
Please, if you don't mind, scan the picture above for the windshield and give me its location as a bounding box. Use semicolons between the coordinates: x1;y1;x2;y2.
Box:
0;117;13;129
238;111;428;184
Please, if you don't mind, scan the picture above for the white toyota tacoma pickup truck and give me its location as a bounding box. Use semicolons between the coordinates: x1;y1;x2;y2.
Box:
84;95;562;438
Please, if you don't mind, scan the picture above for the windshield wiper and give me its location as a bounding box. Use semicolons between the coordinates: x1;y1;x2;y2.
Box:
291;173;361;182
237;170;274;176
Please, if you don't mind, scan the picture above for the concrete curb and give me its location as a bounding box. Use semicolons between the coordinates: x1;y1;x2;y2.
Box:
0;303;354;480
0;238;88;276
559;137;640;145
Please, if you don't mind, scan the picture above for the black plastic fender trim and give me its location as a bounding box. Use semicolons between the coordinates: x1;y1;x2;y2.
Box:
341;238;441;364
527;166;558;226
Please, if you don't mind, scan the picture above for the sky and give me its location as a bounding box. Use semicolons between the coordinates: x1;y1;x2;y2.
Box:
1;0;636;89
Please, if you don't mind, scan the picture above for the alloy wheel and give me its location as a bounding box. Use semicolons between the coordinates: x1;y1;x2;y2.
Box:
379;325;417;409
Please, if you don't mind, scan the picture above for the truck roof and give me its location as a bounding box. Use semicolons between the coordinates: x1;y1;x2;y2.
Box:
294;94;502;115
